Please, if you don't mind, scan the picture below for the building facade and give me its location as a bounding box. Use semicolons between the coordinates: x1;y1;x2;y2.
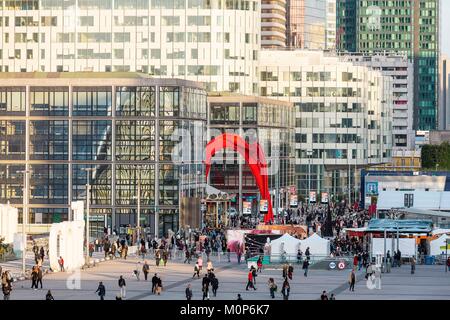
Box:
207;93;295;215
337;0;440;131
325;0;336;50
286;0;326;49
0;72;207;237
261;0;287;48
343;52;415;151
259;50;392;202
0;0;260;95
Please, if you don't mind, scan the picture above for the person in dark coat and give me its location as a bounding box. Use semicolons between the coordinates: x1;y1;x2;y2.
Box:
211;275;219;297
185;284;193;300
303;259;309;277
281;279;290;300
151;273;158;294
95;281;106;300
45;290;54;300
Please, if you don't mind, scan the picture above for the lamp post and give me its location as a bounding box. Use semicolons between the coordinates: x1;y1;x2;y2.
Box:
17;169;32;276
307;150;313;205
81;167;96;266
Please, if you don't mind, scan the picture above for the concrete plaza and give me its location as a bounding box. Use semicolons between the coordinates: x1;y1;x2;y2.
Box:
3;253;450;300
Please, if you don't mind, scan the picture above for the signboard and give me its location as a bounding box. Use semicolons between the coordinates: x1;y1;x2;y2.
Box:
337;261;346;270
329;262;336;269
321;192;329;204
259;200;268;213
243;201;252;215
289;195;298;207
366;182;378;196
309;191;316;203
289;185;296;194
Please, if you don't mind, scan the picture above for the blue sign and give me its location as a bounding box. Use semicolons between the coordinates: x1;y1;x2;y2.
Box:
366;182;378;195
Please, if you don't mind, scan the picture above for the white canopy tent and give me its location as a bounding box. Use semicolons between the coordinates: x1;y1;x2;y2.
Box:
299;233;330;256
269;233;301;262
430;234;450;256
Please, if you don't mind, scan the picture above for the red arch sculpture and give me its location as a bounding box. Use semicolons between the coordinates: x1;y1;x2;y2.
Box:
205;133;274;224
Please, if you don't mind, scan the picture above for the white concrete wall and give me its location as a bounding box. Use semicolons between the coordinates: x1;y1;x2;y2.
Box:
0;204;18;244
378;190;450;210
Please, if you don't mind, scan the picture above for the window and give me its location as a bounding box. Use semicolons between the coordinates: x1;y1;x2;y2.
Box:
159;121;179;161
115;121;155;161
72;87;112;116
30;121;68;160
30;87;69;116
72;120;112;160
159;87;180;117
116;87;155;117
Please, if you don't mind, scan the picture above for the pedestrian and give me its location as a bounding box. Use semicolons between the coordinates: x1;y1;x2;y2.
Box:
321;290;328;300
184;249;191;264
142;261;150;281
162;250;168;266
281;279;290;300
282;263;288;278
447;257;450;272
118;275;126;298
37;265;43;289
31;265;39;290
288;264;294;280
197;256;203;271
202;282;210;300
251;266;258;285
237;250;242;264
330;293;336;300
151;273;158;294
1;271;12;300
140;242;147;260
211;275;219;297
40;246;45;262
134;261;141;281
95;281;106;300
156;276;163;295
155;249;160;267
185;283;193;300
305;247;311;261
237;294;243;300
245;269;256;290
206;259;214;272
303;259;309;277
297;249;303;264
411;256;416;274
267;278;277;299
349;270;356;291
45;290;54;300
58;256;65;272
227;248;231;262
257;256;263;273
193;262;200;278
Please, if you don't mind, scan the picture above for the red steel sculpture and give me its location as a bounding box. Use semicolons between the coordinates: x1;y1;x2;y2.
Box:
205;133;274;223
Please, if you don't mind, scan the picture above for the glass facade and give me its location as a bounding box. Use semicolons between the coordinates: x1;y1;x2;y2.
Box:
337;0;439;130
0;74;207;237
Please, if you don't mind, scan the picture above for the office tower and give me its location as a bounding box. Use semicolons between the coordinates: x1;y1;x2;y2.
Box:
286;0;327;49
261;0;287;48
337;0;439;130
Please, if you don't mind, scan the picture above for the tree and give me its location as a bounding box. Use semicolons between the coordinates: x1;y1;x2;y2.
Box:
421;142;450;171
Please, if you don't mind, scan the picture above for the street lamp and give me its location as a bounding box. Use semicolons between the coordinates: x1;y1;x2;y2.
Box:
81;167;96;266
17;169;32;276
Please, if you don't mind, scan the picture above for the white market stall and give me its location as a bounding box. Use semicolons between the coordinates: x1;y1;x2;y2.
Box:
430;234;450;256
299;233;330;257
0;204;18;244
371;238;416;257
269;233;301;262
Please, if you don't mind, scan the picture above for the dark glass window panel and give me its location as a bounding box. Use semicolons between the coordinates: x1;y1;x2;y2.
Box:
29;164;68;204
72;164;112;205
0;120;26;160
72;87;112;116
0;87;26;115
116;86;155;116
0;164;25;204
30;87;69;116
159;164;179;205
72;120;112;160
115;164;155;205
115;120;155;161
159;87;180;117
30;120;68;160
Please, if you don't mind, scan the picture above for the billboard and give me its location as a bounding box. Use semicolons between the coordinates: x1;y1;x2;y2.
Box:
243;201;252;215
309;191;316;203
321;192;329;204
366;182;378;196
289;195;298;207
259;199;268;213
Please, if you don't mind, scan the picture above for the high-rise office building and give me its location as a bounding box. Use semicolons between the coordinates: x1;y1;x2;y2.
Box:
325;0;336;50
286;0;327;49
439;55;450;130
259;50;393;201
337;0;440;131
0;0;260;95
0;72;207;237
261;0;287;48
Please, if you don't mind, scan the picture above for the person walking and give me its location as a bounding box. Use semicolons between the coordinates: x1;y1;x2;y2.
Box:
206;259;214;272
197;256;203;271
296;249;303;264
142;261;150;281
305;247;311;261
237;294;243;300
134;261;141;281
349;270;356;291
95;281;106;300
202;282;210;300
155;249;161;267
151;273;158;294
2;271;12;300
45;290;54;300
267;278;277;299
58;256;65;272
118;275;126;298
193;262;200;278
155;276;163;295
40;246;45;262
211;275;219;297
320;290;328;300
288;264;294;280
162;250;168;266
251;266;258;285
31;265;39;290
303;259;309;277
281;279;290;300
184;249;191;264
257;256;263;273
37;265;43;289
282;263;288;279
245;269;256;290
411;256;416;274
185;284;193;300
329;293;336;300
